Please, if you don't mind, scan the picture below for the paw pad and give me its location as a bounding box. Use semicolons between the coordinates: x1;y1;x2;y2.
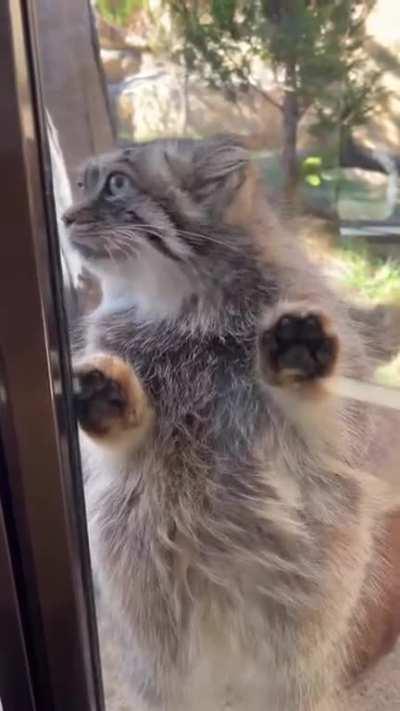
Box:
260;312;338;384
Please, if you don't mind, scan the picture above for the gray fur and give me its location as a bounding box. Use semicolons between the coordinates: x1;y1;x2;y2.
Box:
69;136;389;710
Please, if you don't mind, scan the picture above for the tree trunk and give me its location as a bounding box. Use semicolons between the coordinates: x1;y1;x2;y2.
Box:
281;87;299;209
181;66;190;136
35;0;115;189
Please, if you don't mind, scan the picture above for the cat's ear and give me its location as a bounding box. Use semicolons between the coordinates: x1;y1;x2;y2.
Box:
191;135;250;214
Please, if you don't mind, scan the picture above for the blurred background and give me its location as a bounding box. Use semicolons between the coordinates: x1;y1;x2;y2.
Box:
39;0;400;384
96;0;400;387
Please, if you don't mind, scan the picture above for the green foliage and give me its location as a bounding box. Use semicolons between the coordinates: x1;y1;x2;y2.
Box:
167;0;383;134
337;246;400;303
211;0;237;29
301;155;323;187
96;0;146;26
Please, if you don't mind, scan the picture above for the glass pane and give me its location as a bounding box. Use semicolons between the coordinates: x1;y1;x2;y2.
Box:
34;0;400;709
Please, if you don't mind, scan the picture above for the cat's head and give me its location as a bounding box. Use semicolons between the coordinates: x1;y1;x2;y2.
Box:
63;136;259;317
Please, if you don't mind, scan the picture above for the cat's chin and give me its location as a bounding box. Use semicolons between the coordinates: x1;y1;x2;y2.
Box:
75;244;104;260
84;255;130;274
91;252;195;322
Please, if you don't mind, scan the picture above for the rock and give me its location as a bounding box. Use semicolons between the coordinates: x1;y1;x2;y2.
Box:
121;52;142;77
115;93;135;138
112;56;283;148
101;49;141;84
95;12;129;51
95;10;149;51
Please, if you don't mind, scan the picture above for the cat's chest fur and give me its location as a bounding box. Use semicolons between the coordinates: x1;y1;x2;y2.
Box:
91;307;267;452
82;309;304;710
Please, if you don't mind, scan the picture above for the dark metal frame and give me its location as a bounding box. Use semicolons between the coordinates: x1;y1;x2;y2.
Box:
0;440;35;711
0;1;104;708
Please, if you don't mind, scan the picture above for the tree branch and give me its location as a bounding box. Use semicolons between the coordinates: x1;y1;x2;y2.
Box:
248;82;283;111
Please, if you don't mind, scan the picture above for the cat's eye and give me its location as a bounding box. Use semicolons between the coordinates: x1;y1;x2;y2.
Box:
105;172;132;198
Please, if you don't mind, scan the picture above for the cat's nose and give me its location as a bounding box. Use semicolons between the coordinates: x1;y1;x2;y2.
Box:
62;207;76;226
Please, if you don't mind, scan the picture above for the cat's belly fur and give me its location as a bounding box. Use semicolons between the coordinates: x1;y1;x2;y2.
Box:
83;438;293;711
111;608;280;711
161;654;276;711
124;664;277;711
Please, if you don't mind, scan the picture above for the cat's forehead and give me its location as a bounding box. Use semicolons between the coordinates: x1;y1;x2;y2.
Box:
81;136;248;191
81;140;195;187
79;150;124;189
124;138;197;163
122;139;199;181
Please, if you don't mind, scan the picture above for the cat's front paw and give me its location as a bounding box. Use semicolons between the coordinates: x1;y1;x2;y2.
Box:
73;354;152;444
258;309;339;386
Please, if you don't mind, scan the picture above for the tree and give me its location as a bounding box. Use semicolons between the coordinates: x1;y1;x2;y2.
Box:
167;0;383;204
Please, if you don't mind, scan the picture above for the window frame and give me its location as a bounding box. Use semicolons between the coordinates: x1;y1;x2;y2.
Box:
0;1;104;708
0;442;35;711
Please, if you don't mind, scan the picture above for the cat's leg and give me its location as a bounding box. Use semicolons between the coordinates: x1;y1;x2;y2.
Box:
258;305;368;711
258;303;339;388
73;353;153;447
257;301;346;465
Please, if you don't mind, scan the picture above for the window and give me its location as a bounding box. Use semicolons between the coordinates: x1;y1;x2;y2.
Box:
0;1;399;709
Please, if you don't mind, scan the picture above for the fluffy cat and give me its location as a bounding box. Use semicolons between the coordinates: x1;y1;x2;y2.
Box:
64;136;400;710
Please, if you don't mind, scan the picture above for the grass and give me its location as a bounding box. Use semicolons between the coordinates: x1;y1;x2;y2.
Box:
259;151;400;386
258;152;400;302
335;246;400;303
257;151;400;220
333;246;400;387
97;0;146;27
376;355;400;387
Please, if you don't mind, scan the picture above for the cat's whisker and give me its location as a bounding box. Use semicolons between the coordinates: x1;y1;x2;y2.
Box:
109;243;129;262
104;221;242;253
118;223;243;254
101;230;139;263
111;234;145;255
103;242;120;269
115;223;244;255
176;228;243;253
102;220;241;256
111;236;138;261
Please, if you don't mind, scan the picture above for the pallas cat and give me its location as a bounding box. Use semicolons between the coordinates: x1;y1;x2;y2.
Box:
64;136;400;711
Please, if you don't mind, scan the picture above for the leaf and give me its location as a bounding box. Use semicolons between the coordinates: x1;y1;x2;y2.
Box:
305;174;321;187
211;0;237;29
303;155;323;169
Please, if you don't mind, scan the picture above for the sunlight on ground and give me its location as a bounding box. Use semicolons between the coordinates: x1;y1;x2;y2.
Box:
367;0;400;45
